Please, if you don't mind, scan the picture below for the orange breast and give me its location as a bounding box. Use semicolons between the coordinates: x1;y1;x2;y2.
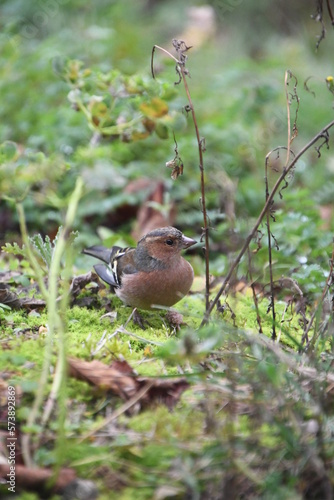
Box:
116;260;194;310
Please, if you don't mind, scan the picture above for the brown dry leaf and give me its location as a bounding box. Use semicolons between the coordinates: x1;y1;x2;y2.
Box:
68;357;189;409
0;285;22;309
124;177;155;195
69;271;99;300
68;357;138;400
138;377;189;409
0;279;46;311
0;464;76;494
21;298;46;310
132;181;176;240
110;359;136;376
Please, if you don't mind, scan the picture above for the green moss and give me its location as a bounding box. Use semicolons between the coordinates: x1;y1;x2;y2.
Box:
107;488;157;500
0;336;47;376
225;293;306;348
1;308;48;335
258;423;284;449
125;405;204;441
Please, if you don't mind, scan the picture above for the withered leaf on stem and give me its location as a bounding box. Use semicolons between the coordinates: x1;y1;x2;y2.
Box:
166;158;183;180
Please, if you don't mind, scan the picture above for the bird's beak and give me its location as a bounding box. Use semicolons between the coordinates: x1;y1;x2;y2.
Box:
182;235;197;249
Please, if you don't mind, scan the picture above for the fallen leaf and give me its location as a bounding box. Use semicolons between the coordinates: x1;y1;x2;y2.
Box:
68;357;138;400
68;357;189;409
138;377;189;409
0;285;22;309
21;298;46;310
131;181;176;240
69;271;100;300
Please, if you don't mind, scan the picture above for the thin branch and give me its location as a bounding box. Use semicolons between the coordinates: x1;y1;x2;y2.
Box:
265;218;276;340
300;241;334;351
264;71;299;340
264;149;278;340
326;0;334;24
151;41;211;311
247;247;263;333
179;64;210;312
201;120;334;326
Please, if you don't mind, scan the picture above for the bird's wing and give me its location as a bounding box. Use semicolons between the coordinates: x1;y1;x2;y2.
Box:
83;245;136;288
82;245;123;264
114;248;138;280
93;264;119;287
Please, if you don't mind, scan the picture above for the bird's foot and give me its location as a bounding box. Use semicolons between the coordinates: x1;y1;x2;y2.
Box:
125;307;148;330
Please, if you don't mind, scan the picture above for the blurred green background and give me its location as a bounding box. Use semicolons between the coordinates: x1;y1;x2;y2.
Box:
0;0;333;285
1;4;334;498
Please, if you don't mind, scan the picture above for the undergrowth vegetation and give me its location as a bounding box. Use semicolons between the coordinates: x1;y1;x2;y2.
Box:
1;1;334;498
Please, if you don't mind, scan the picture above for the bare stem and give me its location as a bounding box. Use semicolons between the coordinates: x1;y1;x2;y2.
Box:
20;178;83;468
179;70;210;311
151;42;210;311
247;247;263;333
201;119;334;326
300;241;334;351
284;70;292;166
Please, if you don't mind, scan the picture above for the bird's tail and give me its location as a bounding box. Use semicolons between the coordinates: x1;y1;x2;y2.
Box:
82;245;121;264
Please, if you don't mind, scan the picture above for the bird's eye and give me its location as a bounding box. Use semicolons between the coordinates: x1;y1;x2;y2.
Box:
165;238;174;246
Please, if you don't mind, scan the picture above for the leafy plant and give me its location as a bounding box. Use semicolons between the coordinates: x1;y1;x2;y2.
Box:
2;227;78;271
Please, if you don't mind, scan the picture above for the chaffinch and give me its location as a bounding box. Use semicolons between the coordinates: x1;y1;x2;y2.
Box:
83;227;196;310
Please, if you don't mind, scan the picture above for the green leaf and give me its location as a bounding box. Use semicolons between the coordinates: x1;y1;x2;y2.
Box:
155;122;169;139
2;242;25;257
30;233;54;268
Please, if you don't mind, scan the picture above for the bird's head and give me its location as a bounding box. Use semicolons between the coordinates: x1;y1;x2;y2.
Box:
137;226;196;264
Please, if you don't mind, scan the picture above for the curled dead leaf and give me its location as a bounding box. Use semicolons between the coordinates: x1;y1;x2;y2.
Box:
68;357;189;409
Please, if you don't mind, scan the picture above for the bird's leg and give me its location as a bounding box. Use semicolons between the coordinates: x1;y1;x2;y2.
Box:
125;307;147;330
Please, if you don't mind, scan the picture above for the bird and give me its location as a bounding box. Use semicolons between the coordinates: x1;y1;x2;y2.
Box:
82;227;197;311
